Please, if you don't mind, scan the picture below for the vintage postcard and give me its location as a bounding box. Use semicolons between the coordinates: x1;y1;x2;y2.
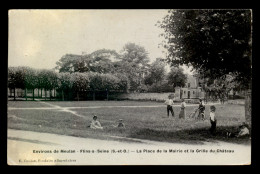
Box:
8;9;252;165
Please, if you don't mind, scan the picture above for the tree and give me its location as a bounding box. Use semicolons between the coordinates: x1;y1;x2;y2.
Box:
159;10;252;124
45;70;58;100
57;73;73;101
8;67;17;100
113;73;130;93
144;58;166;86
88;49;119;74
120;43;149;65
55;54;89;73
119;43;150;91
55;49;119;74
195;71;238;103
70;73;90;101
167;67;187;88
37;69;58;100
24;67;38;100
203;74;237;103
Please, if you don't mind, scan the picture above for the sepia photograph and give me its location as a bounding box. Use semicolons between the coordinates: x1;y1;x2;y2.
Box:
7;9;252;165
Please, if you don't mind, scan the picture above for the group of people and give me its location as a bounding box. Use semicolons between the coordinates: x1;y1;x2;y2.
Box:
89;115;125;130
88;96;249;138
164;95;219;135
165;96;206;120
164;95;250;137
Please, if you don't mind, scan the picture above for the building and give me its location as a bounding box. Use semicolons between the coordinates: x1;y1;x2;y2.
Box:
174;75;205;99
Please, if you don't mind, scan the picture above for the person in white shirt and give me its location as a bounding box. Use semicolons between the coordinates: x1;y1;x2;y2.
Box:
226;122;250;138
209;105;217;135
237;123;250;137
179;98;186;119
90;115;103;130
164;96;174;117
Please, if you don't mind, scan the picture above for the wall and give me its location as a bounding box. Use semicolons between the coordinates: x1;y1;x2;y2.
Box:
112;92;176;102
174;87;205;99
8;88;56;98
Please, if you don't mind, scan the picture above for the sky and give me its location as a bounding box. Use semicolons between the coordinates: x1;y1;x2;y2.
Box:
8;9;192;74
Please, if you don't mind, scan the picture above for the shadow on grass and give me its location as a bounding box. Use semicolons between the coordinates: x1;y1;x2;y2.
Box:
128;125;251;145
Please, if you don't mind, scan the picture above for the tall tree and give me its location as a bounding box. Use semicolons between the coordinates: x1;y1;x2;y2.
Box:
88;49;118;74
119;43;150;91
159;9;252;124
55;54;89;73
8;67;17;100
57;72;73;100
24;67;38;100
70;73;90;101
55;49;119;74
167;67;187;88
144;58;166;86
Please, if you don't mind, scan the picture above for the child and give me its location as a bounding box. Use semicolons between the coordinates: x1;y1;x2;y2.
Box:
226;122;250;138
179;99;186;119
209;105;217;135
90;115;103;130
112;119;125;128
164;95;174;117
198;99;205;120
237;123;250;137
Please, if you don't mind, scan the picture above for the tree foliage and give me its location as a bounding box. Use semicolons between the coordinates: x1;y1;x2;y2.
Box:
144;58;166;86
37;69;58;90
70;73;90;92
55;54;89;73
119;43;150;91
57;72;73;91
167;67;187;88
55;49;119;74
8;67;23;89
159;9;252;89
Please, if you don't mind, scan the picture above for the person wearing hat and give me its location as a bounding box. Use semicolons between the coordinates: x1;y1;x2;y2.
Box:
117;119;125;128
90;115;103;130
111;119;125;128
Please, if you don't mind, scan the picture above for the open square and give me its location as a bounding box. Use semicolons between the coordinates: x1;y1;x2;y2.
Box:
8;100;249;145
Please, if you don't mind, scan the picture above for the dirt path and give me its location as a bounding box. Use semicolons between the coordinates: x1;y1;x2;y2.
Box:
8;129;250;165
8;102;221;110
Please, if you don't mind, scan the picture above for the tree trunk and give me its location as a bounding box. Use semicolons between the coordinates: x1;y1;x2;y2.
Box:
33;88;34;101
93;91;95;101
14;88;16;101
38;88;39;98
50;89;52;101
54;88;56;98
25;88;27;101
77;92;79;101
107;90;109;100
62;90;64;101
41;88;42;98
45;89;47;100
245;89;251;127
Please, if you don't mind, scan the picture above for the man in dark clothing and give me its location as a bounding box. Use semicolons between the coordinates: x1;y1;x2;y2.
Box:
164;96;174;117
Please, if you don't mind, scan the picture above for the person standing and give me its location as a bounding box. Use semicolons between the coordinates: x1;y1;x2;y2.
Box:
198;98;205;120
164;96;174;117
179;98;186;119
209;105;217;135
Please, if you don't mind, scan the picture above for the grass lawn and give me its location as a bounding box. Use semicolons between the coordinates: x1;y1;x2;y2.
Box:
7;100;250;145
